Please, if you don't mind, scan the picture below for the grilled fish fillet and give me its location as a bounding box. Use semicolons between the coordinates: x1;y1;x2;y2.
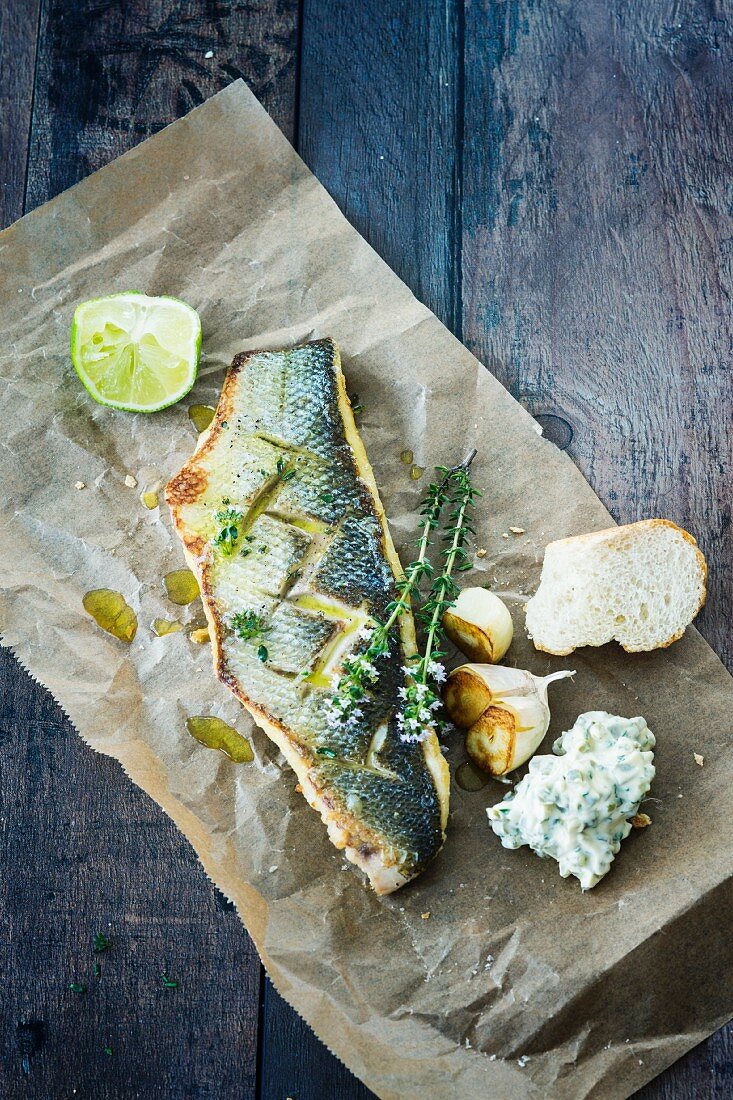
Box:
167;339;449;893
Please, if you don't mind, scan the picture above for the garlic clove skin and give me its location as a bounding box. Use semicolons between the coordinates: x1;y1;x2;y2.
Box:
444;663;571;728
465;695;551;776
443;588;514;664
446;664;576;775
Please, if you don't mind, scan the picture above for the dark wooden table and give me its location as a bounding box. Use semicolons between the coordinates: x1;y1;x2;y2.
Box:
1;2;731;1097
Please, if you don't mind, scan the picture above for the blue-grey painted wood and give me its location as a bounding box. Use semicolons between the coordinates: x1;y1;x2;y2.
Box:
2;0;732;1096
263;3;463;1095
460;4;733;1097
1;2;298;1098
0;0;41;226
298;0;464;333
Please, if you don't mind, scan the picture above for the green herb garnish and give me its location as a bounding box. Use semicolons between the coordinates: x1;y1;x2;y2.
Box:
399;453;479;743
69;982;86;993
319;491;334;503
276;456;297;483
93;932;112;953
213;507;243;556
316;747;337;758
324;452;478;742
257;644;269;663
231;610;267;642
161;973;178;989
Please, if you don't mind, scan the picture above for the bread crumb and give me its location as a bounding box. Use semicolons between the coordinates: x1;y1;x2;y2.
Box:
509;526;525;535
694;752;704;767
631;813;652;828
124;474;138;488
295;783;302;793
501;532;509;539
476;548;487;558
268;865;278;873
421;911;430;920
204;49;214;58
74;481;86;490
189;627;210;644
517;1055;529;1067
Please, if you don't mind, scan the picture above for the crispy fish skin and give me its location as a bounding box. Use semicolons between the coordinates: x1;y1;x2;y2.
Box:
167;338;449;892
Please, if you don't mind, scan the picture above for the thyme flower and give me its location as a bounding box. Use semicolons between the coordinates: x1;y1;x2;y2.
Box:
399;453;480;744
326;452;479;746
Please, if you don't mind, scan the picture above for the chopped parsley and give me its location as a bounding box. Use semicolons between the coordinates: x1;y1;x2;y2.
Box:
316;747;337;758
276;456;296;483
213;507;243;556
231;610;267;642
93;932;112;953
319;491;334;503
257;644;269;663
69;982;86;993
161;972;178;989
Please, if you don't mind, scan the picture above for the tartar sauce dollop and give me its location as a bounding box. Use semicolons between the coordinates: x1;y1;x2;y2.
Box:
487;711;656;889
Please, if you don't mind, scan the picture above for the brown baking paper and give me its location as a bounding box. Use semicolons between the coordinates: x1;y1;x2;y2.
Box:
2;81;732;1099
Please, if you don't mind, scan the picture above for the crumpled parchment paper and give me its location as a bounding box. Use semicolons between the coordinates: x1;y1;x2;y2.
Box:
1;81;732;1100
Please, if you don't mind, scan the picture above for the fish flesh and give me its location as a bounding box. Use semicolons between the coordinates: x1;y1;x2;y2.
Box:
166;339;449;892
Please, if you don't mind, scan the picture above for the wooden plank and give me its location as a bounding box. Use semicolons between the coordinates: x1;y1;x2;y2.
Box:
0;1;298;1097
297;0;464;331
255;2;463;1095
461;0;733;669
0;0;41;228
25;0;299;213
460;2;733;1095
0;648;261;1098
258;977;375;1100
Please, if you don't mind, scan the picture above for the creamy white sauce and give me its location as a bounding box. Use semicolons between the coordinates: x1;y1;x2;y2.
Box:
487;711;655;889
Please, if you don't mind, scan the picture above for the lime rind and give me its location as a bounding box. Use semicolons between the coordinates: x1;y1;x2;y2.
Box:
71;292;201;413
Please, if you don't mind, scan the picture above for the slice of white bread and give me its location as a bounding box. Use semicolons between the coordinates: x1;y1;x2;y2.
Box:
525;519;707;655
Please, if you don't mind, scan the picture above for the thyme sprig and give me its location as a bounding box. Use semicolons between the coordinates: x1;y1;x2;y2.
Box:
323;467;455;733
325;452;478;742
398;451;480;743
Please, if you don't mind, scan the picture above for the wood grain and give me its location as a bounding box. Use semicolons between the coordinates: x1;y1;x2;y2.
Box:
2;0;733;1096
298;0;464;331
0;0;41;227
25;0;299;213
459;2;733;1095
461;0;733;670
1;1;298;1098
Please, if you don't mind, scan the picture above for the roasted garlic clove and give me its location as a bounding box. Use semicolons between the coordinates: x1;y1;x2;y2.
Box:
444;664;552;728
445;663;575;776
442;588;513;663
466;694;555;776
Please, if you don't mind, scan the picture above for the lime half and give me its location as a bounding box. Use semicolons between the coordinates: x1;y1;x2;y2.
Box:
71;292;201;412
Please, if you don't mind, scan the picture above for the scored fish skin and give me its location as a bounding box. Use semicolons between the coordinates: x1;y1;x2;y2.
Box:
166;338;449;893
